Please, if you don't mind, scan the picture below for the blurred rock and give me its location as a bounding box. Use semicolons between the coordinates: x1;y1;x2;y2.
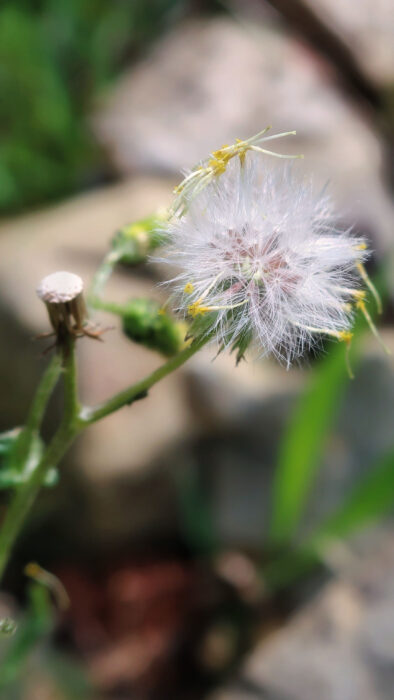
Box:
93;16;394;249
208;527;394;700
303;0;394;86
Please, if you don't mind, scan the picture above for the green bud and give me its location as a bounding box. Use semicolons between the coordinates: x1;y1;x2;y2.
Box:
121;298;188;357
111;211;168;265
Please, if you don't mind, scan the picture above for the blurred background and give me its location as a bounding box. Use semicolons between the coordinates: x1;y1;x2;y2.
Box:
0;1;393;698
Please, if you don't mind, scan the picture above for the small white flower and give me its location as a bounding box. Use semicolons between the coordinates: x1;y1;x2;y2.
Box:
162;155;377;366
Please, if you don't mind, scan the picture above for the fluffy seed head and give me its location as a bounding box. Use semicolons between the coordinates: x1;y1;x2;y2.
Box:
162;156;369;365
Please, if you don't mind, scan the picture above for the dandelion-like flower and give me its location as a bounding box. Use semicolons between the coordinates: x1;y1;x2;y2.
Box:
162;154;384;367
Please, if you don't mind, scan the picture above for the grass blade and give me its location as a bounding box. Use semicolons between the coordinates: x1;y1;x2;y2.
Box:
269;342;351;544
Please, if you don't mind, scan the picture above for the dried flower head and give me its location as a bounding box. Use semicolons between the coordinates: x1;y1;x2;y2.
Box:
37;271;103;346
162;154;384;367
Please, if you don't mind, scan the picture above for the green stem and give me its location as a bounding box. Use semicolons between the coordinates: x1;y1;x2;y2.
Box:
0;342;81;582
0;423;80;581
62;338;80;425
89;298;125;316
0;336;207;582
88;250;120;307
81;338;206;425
9;354;63;472
25;354;63;436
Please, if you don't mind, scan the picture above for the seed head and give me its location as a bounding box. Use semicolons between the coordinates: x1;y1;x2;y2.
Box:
161;155;377;366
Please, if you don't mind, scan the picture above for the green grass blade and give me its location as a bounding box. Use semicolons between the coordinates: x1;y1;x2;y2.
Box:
269;342;351;545
269;265;388;546
264;448;394;591
312;448;394;544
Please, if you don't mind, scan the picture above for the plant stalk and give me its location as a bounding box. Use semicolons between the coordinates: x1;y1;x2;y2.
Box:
0;341;80;582
0;336;207;582
8;353;63;473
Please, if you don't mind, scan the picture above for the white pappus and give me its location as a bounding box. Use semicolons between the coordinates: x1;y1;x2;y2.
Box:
161;151;383;367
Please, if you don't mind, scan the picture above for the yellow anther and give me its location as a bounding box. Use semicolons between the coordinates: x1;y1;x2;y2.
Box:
188;301;211;318
355;243;367;251
208;158;227;176
211;145;231;162
338;331;353;343
184;282;194;294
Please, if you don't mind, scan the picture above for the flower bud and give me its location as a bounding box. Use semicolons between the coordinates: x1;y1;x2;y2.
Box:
121;298;188;356
111;212;167;265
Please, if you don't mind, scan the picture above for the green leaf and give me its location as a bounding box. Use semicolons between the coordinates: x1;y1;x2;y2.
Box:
269;342;352;545
268;268;388;546
312;448;394;544
264;448;394;591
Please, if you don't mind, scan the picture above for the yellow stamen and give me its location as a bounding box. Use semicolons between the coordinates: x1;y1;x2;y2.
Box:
184;282;194;294
292;322;352;342
188;297;250;318
356;262;382;314
207;158;227;176
356;299;390;354
187;301;211;318
355;242;367;251
338;331;353;343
